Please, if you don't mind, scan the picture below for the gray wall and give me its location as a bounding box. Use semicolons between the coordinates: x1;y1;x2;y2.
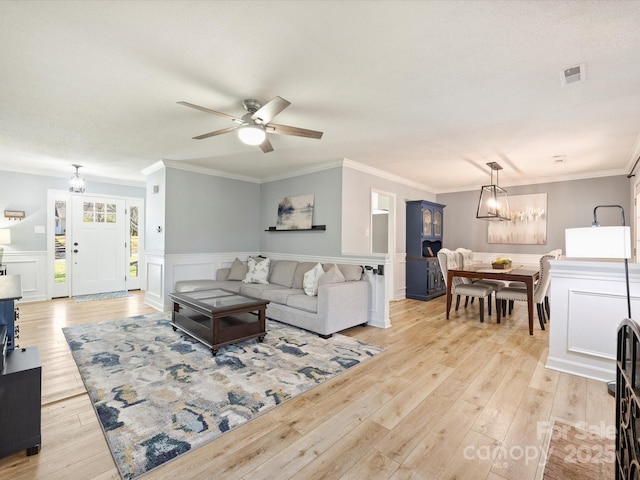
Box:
164;167;261;254
341;166;436;255
145;167;166;254
260;167;342;256
436;175;631;255
0;170;144;251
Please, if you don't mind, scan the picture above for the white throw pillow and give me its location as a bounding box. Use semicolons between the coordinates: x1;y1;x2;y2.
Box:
242;257;270;284
303;262;324;296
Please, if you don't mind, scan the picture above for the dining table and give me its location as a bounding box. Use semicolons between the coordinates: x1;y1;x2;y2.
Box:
445;263;540;335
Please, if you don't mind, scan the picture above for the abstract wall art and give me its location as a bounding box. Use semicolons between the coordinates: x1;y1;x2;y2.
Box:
488;193;547;244
276;194;315;230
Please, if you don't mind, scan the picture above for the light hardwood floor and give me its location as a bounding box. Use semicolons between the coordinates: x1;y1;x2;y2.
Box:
0;292;615;479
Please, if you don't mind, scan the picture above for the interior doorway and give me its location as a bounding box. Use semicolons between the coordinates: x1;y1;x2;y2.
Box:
371;191;394;254
371;189;396;300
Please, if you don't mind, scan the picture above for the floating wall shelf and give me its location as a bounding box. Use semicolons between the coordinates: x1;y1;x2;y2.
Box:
265;225;326;232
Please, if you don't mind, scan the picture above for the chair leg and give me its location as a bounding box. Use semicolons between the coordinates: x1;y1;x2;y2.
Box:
537;303;546;330
508;300;514;315
471;297;475;304
455;295;461;311
488;294;492;316
545;296;550;321
501;299;507;316
464;296;469;308
496;297;501;324
479;298;484;322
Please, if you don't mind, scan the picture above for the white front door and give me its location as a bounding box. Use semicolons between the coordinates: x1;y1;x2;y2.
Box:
71;195;126;296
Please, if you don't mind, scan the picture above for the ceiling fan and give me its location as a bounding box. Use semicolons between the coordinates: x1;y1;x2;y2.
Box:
177;96;323;153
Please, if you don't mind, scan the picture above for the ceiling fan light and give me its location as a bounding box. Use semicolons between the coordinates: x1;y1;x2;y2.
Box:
238;125;266;145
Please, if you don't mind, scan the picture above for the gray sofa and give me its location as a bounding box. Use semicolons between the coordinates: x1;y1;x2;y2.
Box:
174;259;370;338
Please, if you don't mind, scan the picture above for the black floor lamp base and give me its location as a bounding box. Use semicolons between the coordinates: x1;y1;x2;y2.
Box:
607;380;615;397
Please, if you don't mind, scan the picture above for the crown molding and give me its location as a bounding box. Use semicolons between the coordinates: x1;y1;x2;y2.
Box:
260;160;344;183
341;158;435;193
151;160;262;184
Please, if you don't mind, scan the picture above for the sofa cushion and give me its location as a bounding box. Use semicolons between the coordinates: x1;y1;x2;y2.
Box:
286;294;318;313
303;262;324;296
239;283;282;298
292;262;317;289
243;257;270;284
227;258;248;281
269;260;299;288
319;265;346;286
261;288;304;305
336;264;363;282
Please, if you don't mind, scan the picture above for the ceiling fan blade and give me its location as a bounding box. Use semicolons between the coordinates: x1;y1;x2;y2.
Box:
251;96;291;124
259;137;274;153
267;123;323;139
178;101;242;122
193;126;239;140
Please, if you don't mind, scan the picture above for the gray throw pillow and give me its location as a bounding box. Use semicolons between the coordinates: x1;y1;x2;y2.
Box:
227;258;248;281
318;265;346;286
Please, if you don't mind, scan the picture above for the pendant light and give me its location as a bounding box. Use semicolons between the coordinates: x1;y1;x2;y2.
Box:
69;164;86;193
476;162;510;221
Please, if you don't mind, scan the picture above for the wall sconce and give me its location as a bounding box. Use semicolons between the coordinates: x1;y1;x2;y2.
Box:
476;162;511;221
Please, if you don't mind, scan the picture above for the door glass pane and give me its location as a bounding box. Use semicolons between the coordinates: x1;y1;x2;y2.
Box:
96;202;105;223
54;200;67;283
106;203;117;223
83;202;94;222
130;206;138;278
423;209;432;235
434;212;442;236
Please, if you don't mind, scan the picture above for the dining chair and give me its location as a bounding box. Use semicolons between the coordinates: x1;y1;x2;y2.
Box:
438;248;496;323
506;248;561;319
495;254;555;330
456;247;505;293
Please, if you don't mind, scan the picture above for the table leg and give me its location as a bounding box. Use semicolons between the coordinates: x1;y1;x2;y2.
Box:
526;279;534;335
446;272;453;319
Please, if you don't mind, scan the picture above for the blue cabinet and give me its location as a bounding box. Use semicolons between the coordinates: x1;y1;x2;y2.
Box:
0;275;21;352
406;201;446;301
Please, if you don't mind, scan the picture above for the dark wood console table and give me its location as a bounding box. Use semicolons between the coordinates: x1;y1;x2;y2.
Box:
169;289;269;356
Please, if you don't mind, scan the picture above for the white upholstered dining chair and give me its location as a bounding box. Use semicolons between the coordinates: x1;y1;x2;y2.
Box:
495;253;555;330
438;248;496;323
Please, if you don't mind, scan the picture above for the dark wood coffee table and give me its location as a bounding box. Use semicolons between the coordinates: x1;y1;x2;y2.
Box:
168;288;269;356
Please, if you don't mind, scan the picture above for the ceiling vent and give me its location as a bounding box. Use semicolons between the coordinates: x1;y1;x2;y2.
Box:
560;64;585;86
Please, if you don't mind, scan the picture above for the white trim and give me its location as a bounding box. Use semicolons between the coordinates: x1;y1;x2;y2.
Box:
158;160;262;184
435;169;628;194
342;158;434;192
1;251;48;303
261;160;344;183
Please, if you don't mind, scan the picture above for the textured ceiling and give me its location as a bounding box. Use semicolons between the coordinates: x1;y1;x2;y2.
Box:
1;0;639;192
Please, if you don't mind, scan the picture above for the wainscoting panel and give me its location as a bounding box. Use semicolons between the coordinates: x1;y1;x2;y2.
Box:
547;259;640;382
1;251;48;303
566;290;633;361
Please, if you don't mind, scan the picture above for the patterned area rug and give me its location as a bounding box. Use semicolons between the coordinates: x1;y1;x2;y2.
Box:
543;420;615;479
74;290;131;302
62;313;383;480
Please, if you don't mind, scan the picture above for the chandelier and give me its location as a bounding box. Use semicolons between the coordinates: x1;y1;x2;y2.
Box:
476;162;510;221
69;164;85;193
